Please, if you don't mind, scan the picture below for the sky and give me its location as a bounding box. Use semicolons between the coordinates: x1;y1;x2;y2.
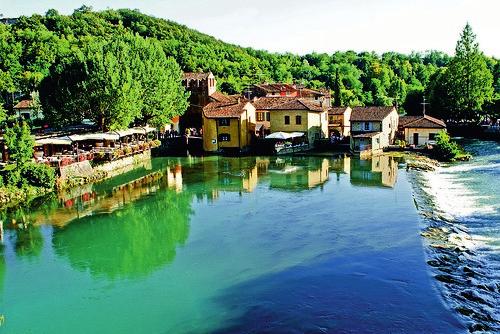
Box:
2;0;499;57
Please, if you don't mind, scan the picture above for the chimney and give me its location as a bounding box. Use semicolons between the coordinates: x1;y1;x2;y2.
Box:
237;97;241;104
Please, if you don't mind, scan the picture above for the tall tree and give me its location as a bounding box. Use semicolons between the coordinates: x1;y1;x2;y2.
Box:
40;35;143;131
446;23;494;121
131;36;189;127
332;68;344;107
4;121;34;168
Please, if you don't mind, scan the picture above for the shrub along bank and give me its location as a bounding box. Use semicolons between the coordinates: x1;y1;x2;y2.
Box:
432;131;471;162
0;121;56;208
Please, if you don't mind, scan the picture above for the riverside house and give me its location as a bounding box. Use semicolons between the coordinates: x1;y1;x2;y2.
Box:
398;115;446;146
253;97;329;147
13;98;42;121
328;107;352;137
350;106;399;154
202;98;256;153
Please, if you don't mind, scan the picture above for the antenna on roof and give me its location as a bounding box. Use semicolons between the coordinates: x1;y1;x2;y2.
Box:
421;96;429;116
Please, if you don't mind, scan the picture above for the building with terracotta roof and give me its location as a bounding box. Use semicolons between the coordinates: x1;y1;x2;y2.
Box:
202;99;256;153
328;107;352;137
398;115;446;146
253;97;329;146
13;99;42;120
251;84;331;106
349;106;399;154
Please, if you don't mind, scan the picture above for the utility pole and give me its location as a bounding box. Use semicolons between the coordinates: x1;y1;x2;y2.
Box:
421;96;429;116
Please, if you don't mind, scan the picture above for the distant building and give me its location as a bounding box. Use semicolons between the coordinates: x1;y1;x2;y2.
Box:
13;99;43;120
350;106;399;154
253;97;329;146
398;115;446;146
0;17;18;25
251;84;331;106
202;98;256;153
328;107;352;137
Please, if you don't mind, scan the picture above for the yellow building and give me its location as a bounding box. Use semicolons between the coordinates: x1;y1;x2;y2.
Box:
398;115;446;146
328;107;352;137
253;97;329;147
202;99;256;153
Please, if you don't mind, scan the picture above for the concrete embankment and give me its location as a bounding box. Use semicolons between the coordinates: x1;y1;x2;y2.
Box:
58;150;152;189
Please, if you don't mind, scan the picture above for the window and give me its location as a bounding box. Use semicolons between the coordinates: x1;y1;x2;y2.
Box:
284;115;290;125
219;118;230;126
429;133;436;140
256;112;264;122
296;115;302;125
266;112;271;121
364;122;370;130
218;133;231;142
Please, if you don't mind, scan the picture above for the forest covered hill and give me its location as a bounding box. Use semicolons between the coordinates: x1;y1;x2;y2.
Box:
1;6;499;117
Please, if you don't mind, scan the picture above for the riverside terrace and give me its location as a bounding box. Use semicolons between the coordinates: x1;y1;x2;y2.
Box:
1;127;159;170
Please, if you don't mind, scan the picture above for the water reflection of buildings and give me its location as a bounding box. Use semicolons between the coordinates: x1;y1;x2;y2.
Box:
349;155;398;188
178;156;330;200
266;157;330;191
13;163;185;228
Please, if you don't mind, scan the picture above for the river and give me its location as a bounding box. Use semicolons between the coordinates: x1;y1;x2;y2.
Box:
0;151;492;333
410;139;500;333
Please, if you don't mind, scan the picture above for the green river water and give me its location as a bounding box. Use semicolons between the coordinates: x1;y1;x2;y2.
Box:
0;155;467;333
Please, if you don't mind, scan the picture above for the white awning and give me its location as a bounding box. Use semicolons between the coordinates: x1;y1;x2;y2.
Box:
81;133;120;141
265;131;305;140
35;136;73;146
114;129;136;137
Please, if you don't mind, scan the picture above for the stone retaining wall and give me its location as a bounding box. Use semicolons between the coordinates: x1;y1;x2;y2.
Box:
58;150;152;188
94;150;151;178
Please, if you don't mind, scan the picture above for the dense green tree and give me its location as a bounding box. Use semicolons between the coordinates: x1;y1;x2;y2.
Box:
4;121;34;168
3;8;498;124
133;37;189;127
427;68;452;120
0;24;23;110
445;24;494;121
332;68;344;107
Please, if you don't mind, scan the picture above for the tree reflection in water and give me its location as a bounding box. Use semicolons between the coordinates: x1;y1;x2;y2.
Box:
52;189;192;280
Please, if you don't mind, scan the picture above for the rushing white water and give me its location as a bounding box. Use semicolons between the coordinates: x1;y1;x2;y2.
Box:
410;139;500;333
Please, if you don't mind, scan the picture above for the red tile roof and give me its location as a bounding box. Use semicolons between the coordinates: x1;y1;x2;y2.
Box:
209;91;240;103
329;107;350;115
252;97;327;112
298;88;328;97
254;83;297;94
203;99;250;118
350;107;396;121
399;115;446;129
13;99;33;109
398;116;421;127
183;72;212;80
